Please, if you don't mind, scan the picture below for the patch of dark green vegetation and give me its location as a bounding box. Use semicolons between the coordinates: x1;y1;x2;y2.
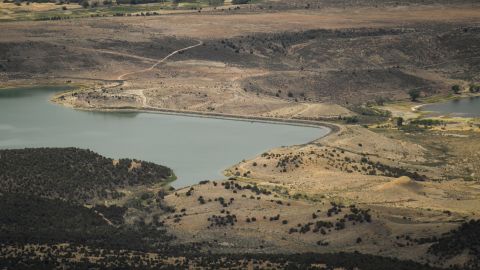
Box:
359;156;427;181
92;204;127;225
0;148;447;269
207;214;237;228
0;249;444;270
0;148;198;256
428;220;480;269
469;83;480;93
222;180;272;196
289;203;371;236
344;105;392;124
396;117;450;132
0;193;192;253
0;147;174;203
409;119;445;128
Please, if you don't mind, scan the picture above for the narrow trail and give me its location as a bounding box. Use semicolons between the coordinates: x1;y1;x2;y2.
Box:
54;42;159;63
293;103;315;118
54;41;203;108
126;89;149;107
49;40;202;88
117;40;203;80
93;210;116;227
116;40;203;107
421;55;480;69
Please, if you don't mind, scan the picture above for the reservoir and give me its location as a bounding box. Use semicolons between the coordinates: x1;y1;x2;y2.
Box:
0;86;328;188
420;96;480;117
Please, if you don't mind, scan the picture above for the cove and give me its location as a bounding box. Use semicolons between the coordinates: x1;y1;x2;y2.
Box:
0;86;328;188
420;96;480;117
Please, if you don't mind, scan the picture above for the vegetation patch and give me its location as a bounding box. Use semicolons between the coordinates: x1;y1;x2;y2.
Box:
0;148;174;203
428;220;480;269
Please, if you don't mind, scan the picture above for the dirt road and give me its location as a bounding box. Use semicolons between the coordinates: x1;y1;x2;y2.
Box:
117;40;203;80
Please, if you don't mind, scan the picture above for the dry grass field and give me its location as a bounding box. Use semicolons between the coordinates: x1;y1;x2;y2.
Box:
2;2;480;115
2;0;480;269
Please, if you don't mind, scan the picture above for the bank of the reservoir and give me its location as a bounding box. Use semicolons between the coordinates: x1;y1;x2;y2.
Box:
0;86;330;188
419;96;480;117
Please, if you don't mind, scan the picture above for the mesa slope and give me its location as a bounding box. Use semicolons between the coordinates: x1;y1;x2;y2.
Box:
1;0;480;269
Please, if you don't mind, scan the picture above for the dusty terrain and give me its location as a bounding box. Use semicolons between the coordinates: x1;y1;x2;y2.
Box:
1;2;480;117
159;124;480;267
2;0;480;268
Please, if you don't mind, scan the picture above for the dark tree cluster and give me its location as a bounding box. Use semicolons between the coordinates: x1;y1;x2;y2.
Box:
289;204;372;237
303;147;427;181
469;83;480;93
215;196;234;207
92;204;127;225
428;220;480;269
276;154;304;172
0;241;203;270
290;220;333;235
221;180;272;196
218;28;415;60
0;147;205;262
345;205;372;223
316;240;329;246
359;156;427;181
231;0;250;4
0;148;174;203
327;202;344;217
409;119;445;127
0;248;443;270
207;214;237;228
197;195;206;204
0;193;186;253
269;214;281;221
185;187;195;196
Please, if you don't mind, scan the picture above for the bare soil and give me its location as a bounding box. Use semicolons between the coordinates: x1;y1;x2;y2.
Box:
2;1;480;268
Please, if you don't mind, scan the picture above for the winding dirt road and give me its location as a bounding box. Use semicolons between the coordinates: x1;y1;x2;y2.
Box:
61;40;204;107
117;40;203;80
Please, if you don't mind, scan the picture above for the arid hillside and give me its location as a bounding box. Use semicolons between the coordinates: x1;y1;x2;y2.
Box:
1;2;480;117
1;0;480;269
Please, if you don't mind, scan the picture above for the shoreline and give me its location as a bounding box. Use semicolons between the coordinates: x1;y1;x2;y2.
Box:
48;92;342;188
376;92;480;122
0;85;340;190
51;100;341;140
411;92;480;114
47;91;342;189
0;82;340;136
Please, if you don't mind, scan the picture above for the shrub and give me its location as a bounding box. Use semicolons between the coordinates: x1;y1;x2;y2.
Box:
408;89;421;101
232;0;250;4
451;84;461;94
343;116;359;124
469;83;480;93
395;117;404;127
